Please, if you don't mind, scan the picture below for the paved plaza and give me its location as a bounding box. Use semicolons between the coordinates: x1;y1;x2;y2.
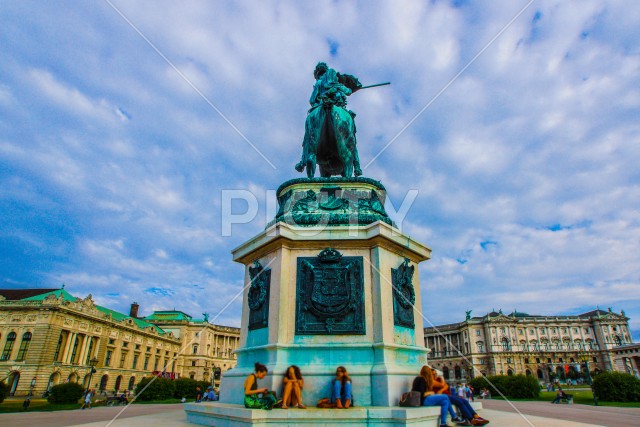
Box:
482;400;640;427
1;401;639;426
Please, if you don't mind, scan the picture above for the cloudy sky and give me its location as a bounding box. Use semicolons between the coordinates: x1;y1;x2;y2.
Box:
1;1;639;340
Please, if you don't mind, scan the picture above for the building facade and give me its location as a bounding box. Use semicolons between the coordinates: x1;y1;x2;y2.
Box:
0;288;241;397
611;343;640;378
424;308;633;383
0;287;182;397
144;310;240;387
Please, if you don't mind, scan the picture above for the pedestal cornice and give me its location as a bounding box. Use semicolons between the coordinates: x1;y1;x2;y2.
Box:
232;220;431;265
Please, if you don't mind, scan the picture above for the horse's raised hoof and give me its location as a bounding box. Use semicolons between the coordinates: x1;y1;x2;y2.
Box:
295;162;305;172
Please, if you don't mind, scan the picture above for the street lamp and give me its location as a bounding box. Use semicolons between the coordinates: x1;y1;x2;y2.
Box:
579;353;597;406
86;357;98;393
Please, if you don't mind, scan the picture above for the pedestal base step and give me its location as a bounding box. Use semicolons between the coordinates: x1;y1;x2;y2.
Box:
185;402;450;426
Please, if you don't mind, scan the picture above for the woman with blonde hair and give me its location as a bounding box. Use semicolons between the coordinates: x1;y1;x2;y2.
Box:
412;365;454;427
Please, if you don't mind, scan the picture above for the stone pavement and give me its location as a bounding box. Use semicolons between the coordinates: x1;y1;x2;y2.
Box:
68;408;603;427
3;402;638;426
483;400;640;427
0;403;183;427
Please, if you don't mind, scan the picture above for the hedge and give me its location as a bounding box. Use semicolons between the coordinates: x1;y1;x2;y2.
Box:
47;382;86;404
0;380;8;404
592;371;640;402
134;377;175;401
469;374;540;399
173;378;211;399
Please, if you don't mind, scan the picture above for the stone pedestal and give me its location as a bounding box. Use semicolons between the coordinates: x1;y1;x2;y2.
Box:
187;178;433;426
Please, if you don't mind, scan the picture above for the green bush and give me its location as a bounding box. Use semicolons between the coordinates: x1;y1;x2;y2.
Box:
470;374;540;399
134;377;175;401
173;378;197;399
47;382;86;404
592;371;640;402
0;380;8;404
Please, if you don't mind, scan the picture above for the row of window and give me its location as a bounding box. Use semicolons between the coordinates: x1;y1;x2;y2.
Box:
0;332;32;362
487;326;592;336
191;344;236;356
104;348;176;372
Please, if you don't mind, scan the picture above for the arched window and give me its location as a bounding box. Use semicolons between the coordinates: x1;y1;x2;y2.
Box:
192;345;198;355
128;376;136;391
442;366;450;380
16;332;32;361
537;369;544;379
115;375;123;392
99;374;109;391
525;369;532;376
507;369;514;376
1;332;17;361
454;366;462;380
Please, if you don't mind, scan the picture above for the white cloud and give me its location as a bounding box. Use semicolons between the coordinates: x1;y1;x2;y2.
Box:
1;0;639;340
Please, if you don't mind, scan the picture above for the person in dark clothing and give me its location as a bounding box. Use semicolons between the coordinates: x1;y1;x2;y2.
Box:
551;387;567;404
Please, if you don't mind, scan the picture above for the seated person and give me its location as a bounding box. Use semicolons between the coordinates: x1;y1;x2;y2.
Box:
431;370;489;426
317;366;353;409
551;387;565;404
244;362;277;410
412;366;454;427
203;386;218;401
281;365;306;409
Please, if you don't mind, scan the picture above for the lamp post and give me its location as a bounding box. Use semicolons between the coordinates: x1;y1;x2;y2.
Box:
86;357;98;393
580;353;597;406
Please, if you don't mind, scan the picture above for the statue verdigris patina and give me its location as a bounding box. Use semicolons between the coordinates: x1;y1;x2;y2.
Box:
295;63;388;178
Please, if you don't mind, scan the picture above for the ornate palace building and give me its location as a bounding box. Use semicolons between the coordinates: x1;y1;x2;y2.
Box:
0;287;239;396
143;310;240;387
611;343;640;377
424;308;634;383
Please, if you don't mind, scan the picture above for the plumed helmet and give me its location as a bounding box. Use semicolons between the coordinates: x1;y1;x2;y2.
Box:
314;62;328;79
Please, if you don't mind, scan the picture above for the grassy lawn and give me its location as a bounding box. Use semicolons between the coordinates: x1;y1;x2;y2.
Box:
0;397;188;413
0;399;81;413
490;390;640;408
132;398;190;404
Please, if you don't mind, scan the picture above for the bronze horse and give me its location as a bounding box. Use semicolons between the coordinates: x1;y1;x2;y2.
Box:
296;103;362;178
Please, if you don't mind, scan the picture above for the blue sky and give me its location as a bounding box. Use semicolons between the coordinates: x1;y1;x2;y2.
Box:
1;1;639;339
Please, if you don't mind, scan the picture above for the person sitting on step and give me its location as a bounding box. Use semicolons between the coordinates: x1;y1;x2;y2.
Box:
317;366;353;408
244;362;277;410
431;369;490;426
412;365;454;427
281;365;306;409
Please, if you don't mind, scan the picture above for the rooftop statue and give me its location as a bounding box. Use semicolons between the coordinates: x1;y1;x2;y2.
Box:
295;63;388;178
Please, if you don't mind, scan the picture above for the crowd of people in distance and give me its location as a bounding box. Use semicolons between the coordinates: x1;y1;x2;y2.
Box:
239;362;490;426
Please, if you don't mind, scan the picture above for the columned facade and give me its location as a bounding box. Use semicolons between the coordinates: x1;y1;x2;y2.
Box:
425;308;633;383
0;288;181;397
